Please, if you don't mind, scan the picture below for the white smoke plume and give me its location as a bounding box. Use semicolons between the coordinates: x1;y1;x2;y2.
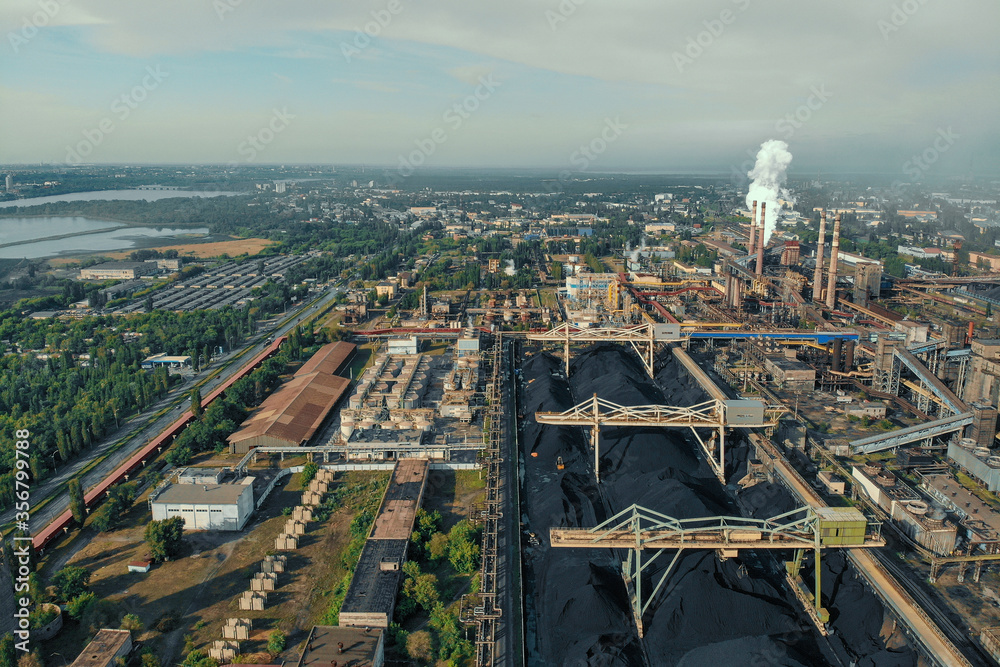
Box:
744;139;794;245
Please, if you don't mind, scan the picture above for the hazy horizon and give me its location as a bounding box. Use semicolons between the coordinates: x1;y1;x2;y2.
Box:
3;2;998;178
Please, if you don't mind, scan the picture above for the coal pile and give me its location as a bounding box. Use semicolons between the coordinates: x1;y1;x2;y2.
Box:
521;344;917;666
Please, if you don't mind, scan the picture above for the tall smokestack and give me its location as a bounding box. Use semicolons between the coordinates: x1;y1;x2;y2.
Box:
825;213;842;309
812;210;827;302
747;200;758;255
755;202;766;277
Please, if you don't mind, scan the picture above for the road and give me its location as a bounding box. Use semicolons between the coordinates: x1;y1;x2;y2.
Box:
6;284;343;539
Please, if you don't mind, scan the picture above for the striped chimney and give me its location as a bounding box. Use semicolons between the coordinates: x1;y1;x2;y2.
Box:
825;213;842;309
812;210;827;302
747;200;758;255
755;202;766;277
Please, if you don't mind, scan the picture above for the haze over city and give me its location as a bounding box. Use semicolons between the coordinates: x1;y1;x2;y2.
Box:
1;1;998;175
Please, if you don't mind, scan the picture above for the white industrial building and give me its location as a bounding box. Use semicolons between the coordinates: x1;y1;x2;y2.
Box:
150;477;255;531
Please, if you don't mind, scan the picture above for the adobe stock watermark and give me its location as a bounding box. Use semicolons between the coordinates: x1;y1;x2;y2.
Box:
214;0;243;21
341;0;406;63
672;0;752;73
877;0;930;41
234;108;296;163
394;74;502;178
775;84;833;139
548;117;628;193
545;0;586;32
8;0;68;54
888;126;959;197
65;65;169;164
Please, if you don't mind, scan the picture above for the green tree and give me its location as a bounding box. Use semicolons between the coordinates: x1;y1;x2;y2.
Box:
191;387;203;417
120;613;143;634
145;517;185;562
66;592;97;619
68;478;86;526
301;461;319;485
0;634;15;667
427;532;449;561
267;630;286;655
406;630;434;663
51;566;91;601
447;520;481;574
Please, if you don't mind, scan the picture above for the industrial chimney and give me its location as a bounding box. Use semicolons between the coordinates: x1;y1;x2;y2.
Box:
747;200;758;256
755;202;766;277
825;213;842;309
812;210;827;302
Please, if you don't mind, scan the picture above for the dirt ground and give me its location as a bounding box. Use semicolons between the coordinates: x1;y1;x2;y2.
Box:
423;469;486;531
102;238;275;259
42;470;388;666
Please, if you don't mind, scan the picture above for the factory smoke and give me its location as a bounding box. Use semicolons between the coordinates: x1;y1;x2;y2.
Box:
745;140;793;245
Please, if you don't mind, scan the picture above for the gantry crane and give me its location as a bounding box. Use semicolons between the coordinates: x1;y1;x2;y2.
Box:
550;504;885;637
534;394;784;482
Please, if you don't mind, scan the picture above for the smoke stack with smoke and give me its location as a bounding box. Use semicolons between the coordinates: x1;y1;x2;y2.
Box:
825;213;842;309
756;202;766;277
747;200;758;256
812;210;827;302
745;140;793;246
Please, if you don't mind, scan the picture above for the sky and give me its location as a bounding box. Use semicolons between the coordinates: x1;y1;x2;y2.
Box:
1;1;998;178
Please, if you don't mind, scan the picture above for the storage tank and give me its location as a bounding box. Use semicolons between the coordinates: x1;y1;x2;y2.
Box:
416;419;432;432
340;419;355;439
398;421;412;431
907;501;928;515
360;419;375;430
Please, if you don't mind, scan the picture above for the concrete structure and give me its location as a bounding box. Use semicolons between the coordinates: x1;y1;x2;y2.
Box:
296;626;384;667
375;281;397;298
947;440;1000;492
387;336;418;355
150;478;255;530
846;401;888;419
340;459;429;629
70;629;133;667
852;464;956;555
762;355;816;392
80;261;159;280
826;213;842;309
812;210;827;302
817;470;845;495
178;468;225;485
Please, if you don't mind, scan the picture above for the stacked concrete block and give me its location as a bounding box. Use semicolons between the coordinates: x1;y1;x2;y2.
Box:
292;506;313;522
301;491;322;506
308;479;329;495
239;591;266;610
261;554;287;574
275;533;299;550
222;618;251;640
284;519;306;536
316;469;335;483
209;641;239;662
251;572;277;591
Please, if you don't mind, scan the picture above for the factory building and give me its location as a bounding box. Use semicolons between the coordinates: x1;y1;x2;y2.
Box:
80;261;161;280
387;336;419;355
228;342;355;454
296;626;384;667
947;439;1000;493
340;459;429;629
852;463;957;556
70;629;133;667
762;355;815;392
150;476;255;531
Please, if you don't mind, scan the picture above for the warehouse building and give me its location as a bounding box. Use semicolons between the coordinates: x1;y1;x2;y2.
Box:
150;477;255;531
227;343;356;454
80;261;161;280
